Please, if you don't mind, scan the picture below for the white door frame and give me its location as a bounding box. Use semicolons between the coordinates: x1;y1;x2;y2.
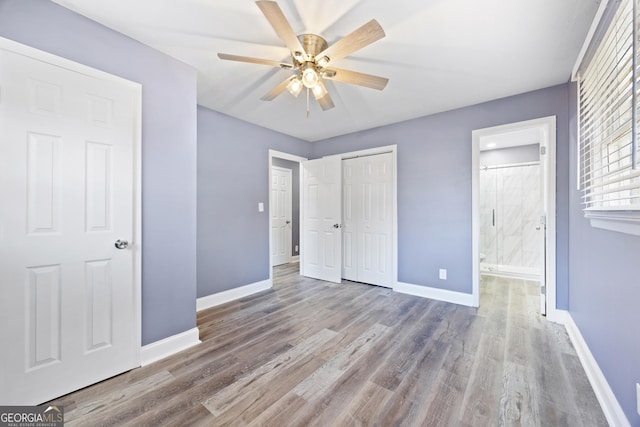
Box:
0;36;142;362
472;116;560;321
268;150;307;283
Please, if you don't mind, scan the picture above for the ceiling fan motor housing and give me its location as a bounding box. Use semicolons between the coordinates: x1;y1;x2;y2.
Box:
296;34;328;63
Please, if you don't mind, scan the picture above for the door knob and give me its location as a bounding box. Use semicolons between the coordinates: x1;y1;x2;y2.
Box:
114;239;129;249
333;224;342;228
285;220;291;224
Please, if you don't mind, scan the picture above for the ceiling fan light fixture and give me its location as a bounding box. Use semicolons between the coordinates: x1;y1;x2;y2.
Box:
287;77;303;97
312;82;327;99
219;2;388;114
301;64;319;88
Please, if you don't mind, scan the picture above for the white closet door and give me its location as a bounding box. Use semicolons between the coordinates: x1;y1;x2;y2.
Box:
0;47;139;404
342;153;393;288
301;156;342;283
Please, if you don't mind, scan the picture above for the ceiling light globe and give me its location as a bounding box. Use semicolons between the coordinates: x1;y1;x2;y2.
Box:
287;77;303;97
302;68;319;88
312;83;327;99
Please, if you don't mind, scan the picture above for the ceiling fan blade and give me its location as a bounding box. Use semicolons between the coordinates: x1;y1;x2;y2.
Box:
314;81;335;111
324;68;388;90
316;19;385;65
316;92;335;111
261;77;293;101
256;1;306;58
218;53;293;69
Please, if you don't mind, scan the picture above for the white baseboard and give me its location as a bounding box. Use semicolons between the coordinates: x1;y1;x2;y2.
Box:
197;279;272;312
290;256;300;263
394;282;475;307
565;314;630;427
141;327;201;366
546;308;568;324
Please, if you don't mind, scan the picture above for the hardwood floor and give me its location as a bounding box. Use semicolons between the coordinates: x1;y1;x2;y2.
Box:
51;264;607;426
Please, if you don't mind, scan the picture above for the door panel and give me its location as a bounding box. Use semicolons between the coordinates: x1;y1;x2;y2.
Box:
301;156;342;283
0;47;138;404
271;167;292;266
342;154;393;287
26;265;62;369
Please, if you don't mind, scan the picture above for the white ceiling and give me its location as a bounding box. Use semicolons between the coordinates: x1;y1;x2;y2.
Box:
52;0;599;142
479;127;541;151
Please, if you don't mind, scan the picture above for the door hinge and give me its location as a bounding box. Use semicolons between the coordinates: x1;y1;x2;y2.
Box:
540;285;546;295
540;215;546;225
540;146;546;155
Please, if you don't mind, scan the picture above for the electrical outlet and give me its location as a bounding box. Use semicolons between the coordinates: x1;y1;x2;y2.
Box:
295;245;299;253
439;269;447;280
636;383;640;416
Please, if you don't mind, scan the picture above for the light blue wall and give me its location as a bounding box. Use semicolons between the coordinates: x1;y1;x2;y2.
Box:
0;0;199;345
311;84;571;304
568;83;640;425
197;107;310;297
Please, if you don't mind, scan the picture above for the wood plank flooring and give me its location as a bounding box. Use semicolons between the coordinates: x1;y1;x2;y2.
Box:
49;264;608;426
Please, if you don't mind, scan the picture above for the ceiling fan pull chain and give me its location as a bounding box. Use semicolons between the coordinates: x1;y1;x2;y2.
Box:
306;87;310;118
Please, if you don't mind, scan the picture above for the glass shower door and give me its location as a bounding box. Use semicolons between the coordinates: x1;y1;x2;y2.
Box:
480;163;541;278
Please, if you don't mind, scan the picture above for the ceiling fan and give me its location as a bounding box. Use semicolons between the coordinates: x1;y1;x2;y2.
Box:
218;1;389;113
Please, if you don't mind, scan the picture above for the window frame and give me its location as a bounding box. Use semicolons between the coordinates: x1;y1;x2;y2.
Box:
575;0;640;235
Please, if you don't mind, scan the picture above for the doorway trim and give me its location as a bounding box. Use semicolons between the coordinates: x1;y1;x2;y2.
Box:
472;116;560;321
268;149;308;284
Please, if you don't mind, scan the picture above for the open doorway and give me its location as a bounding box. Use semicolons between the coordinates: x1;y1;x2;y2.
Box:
271;163;294;266
472;116;561;322
268;150;307;284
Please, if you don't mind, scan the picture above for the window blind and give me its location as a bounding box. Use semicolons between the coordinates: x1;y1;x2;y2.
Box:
578;0;640;211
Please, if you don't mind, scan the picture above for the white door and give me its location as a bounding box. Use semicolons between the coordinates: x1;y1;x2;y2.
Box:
342;153;393;287
0;46;139;404
301;156;342;283
271;166;292;266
